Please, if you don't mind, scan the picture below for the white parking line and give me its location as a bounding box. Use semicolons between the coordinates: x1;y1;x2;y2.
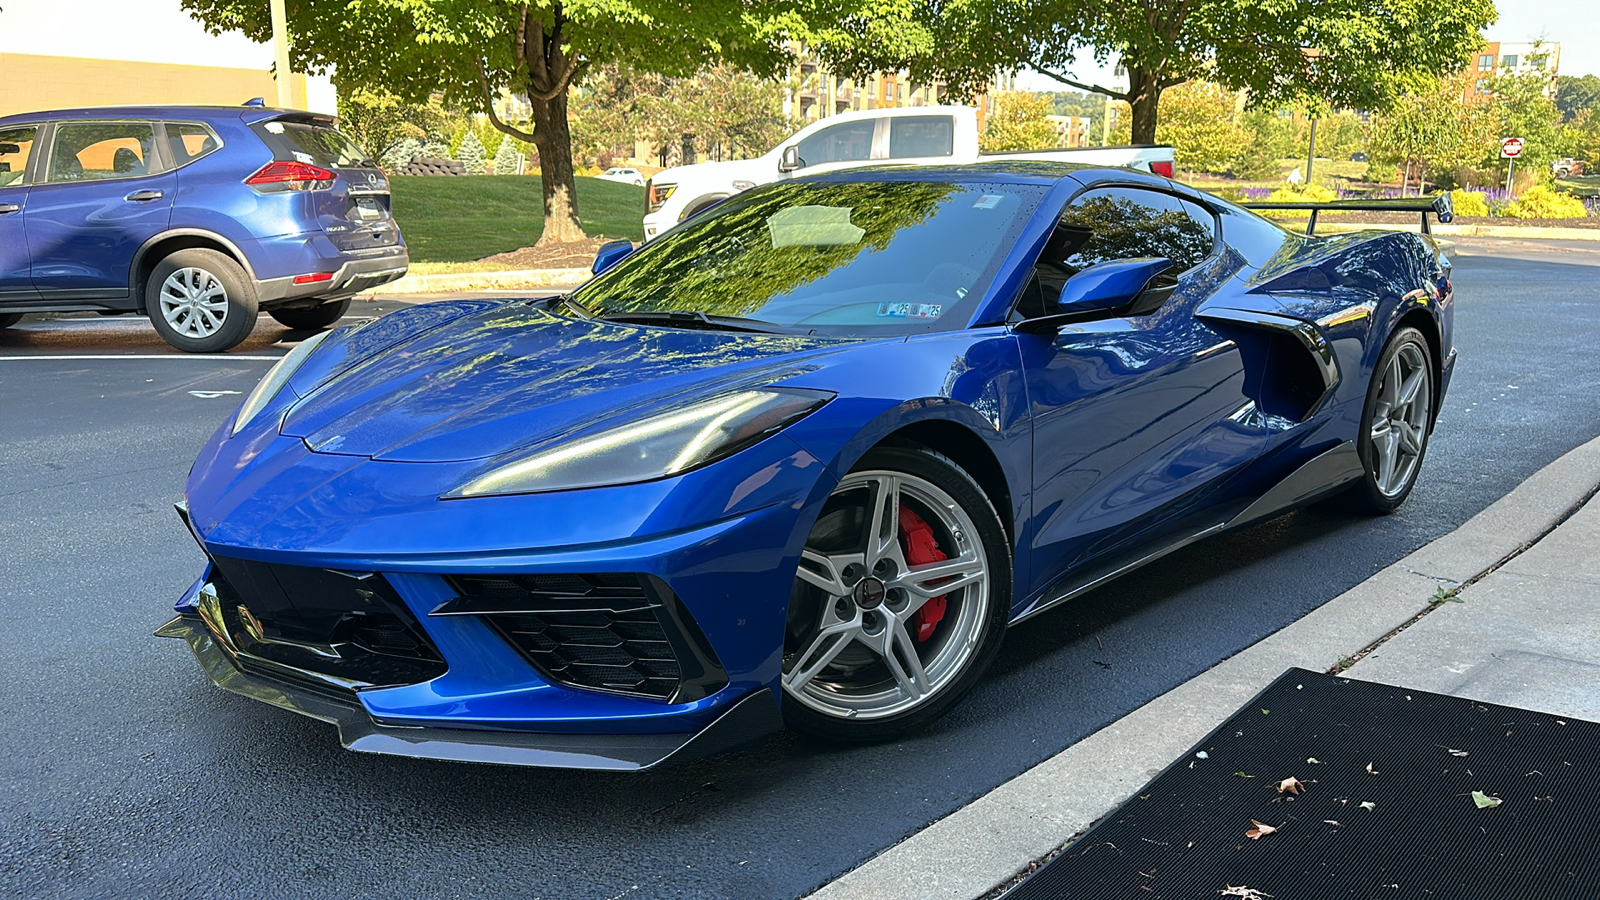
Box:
0;354;282;361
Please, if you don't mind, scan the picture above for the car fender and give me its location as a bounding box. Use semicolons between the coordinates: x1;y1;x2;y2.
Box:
128;228;260;309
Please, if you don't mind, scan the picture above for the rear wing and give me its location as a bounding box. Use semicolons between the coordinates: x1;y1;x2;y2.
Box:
1241;194;1454;236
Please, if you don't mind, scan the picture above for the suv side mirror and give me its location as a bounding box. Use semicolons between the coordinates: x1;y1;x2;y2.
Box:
591;239;634;276
778;145;800;173
1016;257;1174;334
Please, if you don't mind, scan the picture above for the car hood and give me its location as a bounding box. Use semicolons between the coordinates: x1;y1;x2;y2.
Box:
279;303;846;463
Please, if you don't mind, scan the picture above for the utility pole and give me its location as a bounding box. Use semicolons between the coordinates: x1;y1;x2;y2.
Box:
270;0;293;108
1305;118;1318;185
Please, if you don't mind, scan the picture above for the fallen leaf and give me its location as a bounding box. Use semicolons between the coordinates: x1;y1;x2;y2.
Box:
1472;791;1503;809
1245;819;1278;840
1261;708;1270;715
1448;749;1469;757
1277;776;1305;795
1360;801;1377;811
1306;757;1321;764
1324;819;1342;826
1366;762;1379;775
1220;887;1273;899
1196;751;1210;760
1235;772;1256;779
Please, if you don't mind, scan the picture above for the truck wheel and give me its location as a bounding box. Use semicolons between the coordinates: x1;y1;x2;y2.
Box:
269;298;351;330
146;249;258;353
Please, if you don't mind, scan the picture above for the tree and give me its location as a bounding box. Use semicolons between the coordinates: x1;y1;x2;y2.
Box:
1486;66;1565;176
336;88;458;162
1232;110;1297;180
1366;73;1496;192
458;130;489;175
814;0;1494;145
182;0;810;246
1148;82;1243;174
492;134;525;174
979;92;1057;152
1556;74;1600;123
382;136;423;172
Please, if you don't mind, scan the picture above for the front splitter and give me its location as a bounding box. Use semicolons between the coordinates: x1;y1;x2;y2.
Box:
156;614;781;771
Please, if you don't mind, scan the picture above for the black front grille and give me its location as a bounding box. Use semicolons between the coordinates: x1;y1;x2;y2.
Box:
206;555;447;689
443;574;726;703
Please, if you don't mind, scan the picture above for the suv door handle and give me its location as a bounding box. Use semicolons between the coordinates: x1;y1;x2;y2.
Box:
0;203;19;214
125;190;164;202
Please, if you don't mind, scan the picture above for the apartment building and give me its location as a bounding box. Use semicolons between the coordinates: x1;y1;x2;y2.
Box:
1464;41;1561;102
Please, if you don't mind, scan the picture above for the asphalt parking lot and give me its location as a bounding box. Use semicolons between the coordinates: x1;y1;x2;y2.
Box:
4;241;1600;899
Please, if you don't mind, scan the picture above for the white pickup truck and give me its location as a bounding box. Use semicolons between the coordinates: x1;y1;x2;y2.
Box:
642;105;1175;240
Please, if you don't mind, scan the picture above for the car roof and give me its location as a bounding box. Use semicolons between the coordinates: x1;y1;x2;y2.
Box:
0;104;314;128
799;160;1174;190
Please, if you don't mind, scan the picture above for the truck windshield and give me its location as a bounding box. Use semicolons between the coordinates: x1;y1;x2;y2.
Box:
575;179;1048;337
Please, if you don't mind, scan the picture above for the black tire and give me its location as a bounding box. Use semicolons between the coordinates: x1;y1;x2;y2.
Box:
781;445;1011;743
268;298;351;330
1347;326;1435;514
0;313;22;329
145;248;258;353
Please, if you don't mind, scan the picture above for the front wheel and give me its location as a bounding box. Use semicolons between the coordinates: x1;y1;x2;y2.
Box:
781;447;1011;743
268;298;351;330
145;248;258;353
1348;326;1434;513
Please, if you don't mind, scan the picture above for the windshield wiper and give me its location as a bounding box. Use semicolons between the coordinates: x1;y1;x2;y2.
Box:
599;310;788;334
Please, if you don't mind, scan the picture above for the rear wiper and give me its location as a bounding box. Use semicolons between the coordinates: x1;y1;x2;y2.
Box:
600;310;787;334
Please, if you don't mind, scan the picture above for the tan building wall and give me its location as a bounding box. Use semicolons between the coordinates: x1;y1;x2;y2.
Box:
0;53;307;117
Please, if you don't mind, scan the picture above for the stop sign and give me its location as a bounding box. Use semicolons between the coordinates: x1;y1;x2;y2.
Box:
1501;137;1524;159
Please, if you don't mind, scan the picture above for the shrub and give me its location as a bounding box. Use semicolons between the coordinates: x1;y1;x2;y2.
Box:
1505;186;1590;219
1447;189;1489;218
1266;183;1338;203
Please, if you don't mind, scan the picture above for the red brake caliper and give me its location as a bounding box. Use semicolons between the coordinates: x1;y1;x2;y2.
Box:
898;505;948;642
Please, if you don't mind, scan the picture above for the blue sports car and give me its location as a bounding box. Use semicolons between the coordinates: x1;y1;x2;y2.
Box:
161;163;1455;769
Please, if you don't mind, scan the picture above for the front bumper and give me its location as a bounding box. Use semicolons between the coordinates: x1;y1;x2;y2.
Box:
157;611;781;770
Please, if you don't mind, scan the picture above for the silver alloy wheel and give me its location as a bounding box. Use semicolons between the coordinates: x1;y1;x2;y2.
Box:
1369;341;1431;498
782;470;991;720
159;267;230;339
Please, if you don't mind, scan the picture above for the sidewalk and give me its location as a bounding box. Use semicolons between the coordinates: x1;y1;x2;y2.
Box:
809;434;1600;900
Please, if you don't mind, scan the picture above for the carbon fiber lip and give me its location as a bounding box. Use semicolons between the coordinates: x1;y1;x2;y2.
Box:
156;614;780;771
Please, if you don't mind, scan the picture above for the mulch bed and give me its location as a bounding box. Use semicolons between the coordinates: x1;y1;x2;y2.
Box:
476;237;609;270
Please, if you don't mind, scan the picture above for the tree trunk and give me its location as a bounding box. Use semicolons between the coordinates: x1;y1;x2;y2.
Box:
528;90;583;245
1125;65;1164;145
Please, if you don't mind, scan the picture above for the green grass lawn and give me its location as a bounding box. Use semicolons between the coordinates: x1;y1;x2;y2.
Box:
1557;175;1600;197
390;175;645;263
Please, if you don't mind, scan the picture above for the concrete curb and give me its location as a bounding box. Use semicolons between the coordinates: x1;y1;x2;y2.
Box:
806;432;1600;900
359;267;591;296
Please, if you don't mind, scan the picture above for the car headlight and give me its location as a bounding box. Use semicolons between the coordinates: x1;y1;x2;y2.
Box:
230;329;334;436
444;388;830;498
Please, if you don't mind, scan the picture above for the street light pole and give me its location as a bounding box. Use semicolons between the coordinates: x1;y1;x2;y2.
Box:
270;0;293;108
1305;118;1318;185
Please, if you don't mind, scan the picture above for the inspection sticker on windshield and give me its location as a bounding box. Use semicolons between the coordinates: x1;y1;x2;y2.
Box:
877;302;942;319
972;194;1005;209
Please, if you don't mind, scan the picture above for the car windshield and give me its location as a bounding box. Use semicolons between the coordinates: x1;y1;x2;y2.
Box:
573;178;1050;337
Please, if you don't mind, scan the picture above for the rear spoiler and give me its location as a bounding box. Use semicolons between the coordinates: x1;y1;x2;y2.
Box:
1241;194;1454;236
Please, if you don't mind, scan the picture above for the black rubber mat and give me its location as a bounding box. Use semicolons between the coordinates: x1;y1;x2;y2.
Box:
1008;668;1600;899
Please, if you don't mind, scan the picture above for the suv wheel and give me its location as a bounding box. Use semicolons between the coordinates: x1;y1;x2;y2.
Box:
0;313;22;329
146;249;258;353
268;298;351;330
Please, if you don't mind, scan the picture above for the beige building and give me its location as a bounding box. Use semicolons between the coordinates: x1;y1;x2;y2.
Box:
1045;114;1093;148
783;42;1010;132
0;52;312;117
1463;41;1561;103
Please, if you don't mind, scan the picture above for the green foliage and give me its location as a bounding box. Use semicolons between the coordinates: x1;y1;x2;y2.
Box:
1233;110;1297;179
420;136;450;160
1448;188;1489;218
1556;74;1600;123
1487;63;1566;175
1152;82;1243;174
457;130;488;175
1366;73;1497;190
1045;90;1104;121
1314;112;1368;162
389;175;644;262
980;92;1058;153
1267;184;1338;203
381;136;423;172
492;135;525;175
1504;186;1589;219
336;88;459;161
812;0;1494;144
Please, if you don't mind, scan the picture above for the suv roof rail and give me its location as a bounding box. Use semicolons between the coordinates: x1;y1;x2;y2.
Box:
243;98;266;108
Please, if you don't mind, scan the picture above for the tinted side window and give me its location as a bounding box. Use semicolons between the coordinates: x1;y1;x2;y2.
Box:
889;116;954;158
794;120;875;167
164;122;222;166
252;118;374;168
47;121;161;183
1051;187;1215;275
0;126;37;187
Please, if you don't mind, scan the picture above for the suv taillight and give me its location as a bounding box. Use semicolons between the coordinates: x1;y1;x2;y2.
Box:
246;160;337;193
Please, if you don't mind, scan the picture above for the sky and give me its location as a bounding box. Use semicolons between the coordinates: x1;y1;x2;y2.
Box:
0;0;1594;96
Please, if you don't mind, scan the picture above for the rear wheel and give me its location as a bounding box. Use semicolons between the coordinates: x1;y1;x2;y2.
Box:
0;313;21;329
145;248;257;353
268;298;351;330
1349;326;1434;513
781;447;1010;743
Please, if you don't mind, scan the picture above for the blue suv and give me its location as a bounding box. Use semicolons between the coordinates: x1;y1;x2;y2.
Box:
0;102;407;352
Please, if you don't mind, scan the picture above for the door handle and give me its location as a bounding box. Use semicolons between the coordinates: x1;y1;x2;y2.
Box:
0;203;18;214
125;190;164;202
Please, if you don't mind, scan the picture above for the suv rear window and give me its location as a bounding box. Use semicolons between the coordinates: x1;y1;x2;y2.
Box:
251;118;375;168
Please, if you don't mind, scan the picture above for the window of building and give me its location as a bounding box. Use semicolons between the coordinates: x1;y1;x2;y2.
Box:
1529;54;1548;69
1476;79;1488;94
1478;54;1494;70
1502;54;1518;68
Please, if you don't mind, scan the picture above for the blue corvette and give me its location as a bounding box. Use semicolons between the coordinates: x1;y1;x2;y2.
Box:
160;163;1455;770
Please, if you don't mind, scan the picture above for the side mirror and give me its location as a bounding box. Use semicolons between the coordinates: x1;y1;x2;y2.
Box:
1017;257;1174;334
591;239;634;276
778;145;800;173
